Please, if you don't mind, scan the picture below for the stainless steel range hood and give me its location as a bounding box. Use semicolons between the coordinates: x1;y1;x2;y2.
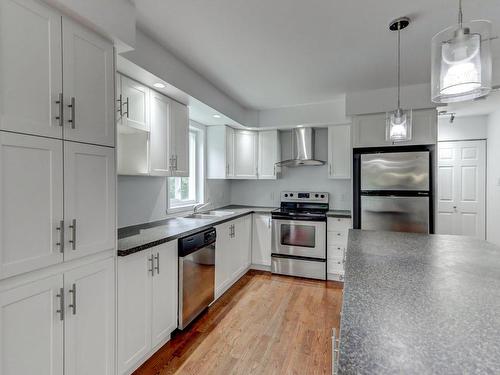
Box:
276;127;325;167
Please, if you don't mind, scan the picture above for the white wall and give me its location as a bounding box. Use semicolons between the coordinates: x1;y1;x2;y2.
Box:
438;115;488;141
487;110;500;246
229;128;352;210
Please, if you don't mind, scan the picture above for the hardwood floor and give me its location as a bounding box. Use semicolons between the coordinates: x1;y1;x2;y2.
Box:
134;270;343;375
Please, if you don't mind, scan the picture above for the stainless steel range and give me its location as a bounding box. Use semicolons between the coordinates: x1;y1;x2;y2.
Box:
271;191;328;280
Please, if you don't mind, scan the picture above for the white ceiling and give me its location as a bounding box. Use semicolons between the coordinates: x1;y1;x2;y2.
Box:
135;0;500;110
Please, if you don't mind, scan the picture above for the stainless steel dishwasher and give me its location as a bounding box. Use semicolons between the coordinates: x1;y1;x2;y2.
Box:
178;227;216;330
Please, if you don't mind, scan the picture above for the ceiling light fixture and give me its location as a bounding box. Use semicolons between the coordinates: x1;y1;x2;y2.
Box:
431;0;492;103
153;82;166;89
386;17;412;143
213;114;222;119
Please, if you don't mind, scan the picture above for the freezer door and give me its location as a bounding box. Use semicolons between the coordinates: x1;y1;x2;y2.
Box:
361;151;430;191
361;195;429;233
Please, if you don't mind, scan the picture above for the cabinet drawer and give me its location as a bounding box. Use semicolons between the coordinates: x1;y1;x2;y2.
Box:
327;260;345;274
328;231;348;246
327;217;352;232
327;245;345;260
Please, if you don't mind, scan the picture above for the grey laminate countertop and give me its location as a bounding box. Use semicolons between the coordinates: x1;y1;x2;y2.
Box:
117;205;276;256
339;230;500;374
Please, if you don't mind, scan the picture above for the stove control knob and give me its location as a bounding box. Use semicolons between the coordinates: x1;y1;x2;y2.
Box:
284;194;288;197
321;194;325;198
315;194;319;198
290;193;294;197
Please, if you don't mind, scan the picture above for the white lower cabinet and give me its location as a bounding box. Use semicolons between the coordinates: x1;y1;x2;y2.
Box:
252;213;272;267
327;217;352;281
118;241;178;375
215;215;252;299
0;257;114;375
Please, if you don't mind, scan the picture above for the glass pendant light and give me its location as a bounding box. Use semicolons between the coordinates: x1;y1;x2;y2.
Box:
431;0;492;103
386;17;412;143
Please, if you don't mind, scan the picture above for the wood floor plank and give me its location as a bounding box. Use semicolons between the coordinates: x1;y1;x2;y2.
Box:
133;270;343;375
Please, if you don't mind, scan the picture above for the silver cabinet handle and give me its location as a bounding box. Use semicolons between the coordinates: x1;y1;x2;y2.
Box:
68;219;77;250
148;254;155;276
226;163;229;175
68;283;77;315
56;220;64;253
68;97;76;129
175;155;178;170
123;97;129;118
117;94;123;117
154;252;160;274
229;225;232;238
268;216;271;228
55;93;63;126
329;163;332;176
332;328;340;374
56;287;64;321
232;224;236;238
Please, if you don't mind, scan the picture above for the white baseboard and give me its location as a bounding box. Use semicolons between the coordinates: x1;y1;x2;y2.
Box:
250;263;271;272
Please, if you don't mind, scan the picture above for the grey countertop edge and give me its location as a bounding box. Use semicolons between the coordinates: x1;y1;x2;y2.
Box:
326;210;352;218
117;206;274;256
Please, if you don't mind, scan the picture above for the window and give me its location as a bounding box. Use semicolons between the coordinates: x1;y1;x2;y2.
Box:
168;126;204;211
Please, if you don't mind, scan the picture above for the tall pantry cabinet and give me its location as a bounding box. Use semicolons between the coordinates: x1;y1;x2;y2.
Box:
0;0;116;374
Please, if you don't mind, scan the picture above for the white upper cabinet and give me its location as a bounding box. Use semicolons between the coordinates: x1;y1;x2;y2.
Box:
149;90;172;176
0;0;63;139
207;125;232;179
234;130;258;179
64;258;115;375
63;142;116;261
62;17;115;147
258;130;280;179
328;124;351;179
352;109;437;148
0;132;64;279
226;127;235;178
170;100;189;177
0;274;64;375
118;75;150;133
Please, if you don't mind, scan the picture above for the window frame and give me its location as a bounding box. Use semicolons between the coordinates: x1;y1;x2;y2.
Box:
167;122;205;213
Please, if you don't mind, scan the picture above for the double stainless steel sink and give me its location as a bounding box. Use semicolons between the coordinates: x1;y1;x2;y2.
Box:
184;210;235;219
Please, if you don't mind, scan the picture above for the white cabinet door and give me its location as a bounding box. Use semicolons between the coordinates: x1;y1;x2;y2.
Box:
328;125;351;179
234;216;252;275
215;221;233;298
64;258;115;375
120;75;150;132
149;90;171;176
171;100;190;177
0;274;64;375
252;213;272;266
62;17;114;146
63;142;115;261
0;0;63;139
151;241;178;348
118;250;152;375
0;132;63;279
226;127;235;178
258;130;280;179
233;130;257;179
352;109;437;148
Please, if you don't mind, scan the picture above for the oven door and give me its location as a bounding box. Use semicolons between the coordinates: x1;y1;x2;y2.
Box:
272;219;326;258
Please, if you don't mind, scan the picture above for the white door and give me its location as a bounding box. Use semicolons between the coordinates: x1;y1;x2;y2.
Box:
233;130;257;179
328;125;351;179
234;215;252;275
0;0;63;139
226;127;235;178
214;221;232;298
62;17;114;146
64;258;115;375
258;130;279;179
120;75;150;132
149;90;171;176
151;241;178;348
252;214;272;266
437;140;486;239
171;100;190;177
0;132;63;279
118;250;152;374
64;142;115;261
0;274;64;375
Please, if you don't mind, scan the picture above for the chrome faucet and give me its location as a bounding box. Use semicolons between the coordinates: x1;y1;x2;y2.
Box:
193;202;211;213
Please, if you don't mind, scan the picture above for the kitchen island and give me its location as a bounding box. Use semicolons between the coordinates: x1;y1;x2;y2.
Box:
339;230;500;374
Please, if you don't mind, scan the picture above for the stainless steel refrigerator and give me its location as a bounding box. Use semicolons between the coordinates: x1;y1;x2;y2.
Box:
359;151;431;233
